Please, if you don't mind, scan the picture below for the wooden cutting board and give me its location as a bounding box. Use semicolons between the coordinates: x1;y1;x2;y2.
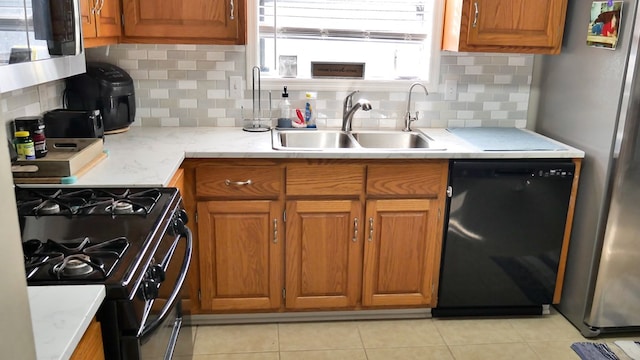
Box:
12;138;106;183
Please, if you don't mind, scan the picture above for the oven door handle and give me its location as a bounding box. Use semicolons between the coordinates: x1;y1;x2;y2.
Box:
138;224;193;338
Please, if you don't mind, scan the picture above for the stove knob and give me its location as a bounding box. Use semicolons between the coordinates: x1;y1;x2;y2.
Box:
147;264;165;283
141;279;159;300
169;209;188;236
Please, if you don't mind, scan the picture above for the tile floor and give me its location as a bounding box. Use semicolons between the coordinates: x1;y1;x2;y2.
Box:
175;309;640;360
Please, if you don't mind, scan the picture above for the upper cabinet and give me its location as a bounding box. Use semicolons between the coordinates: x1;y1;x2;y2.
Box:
81;0;122;48
121;0;246;44
442;0;568;54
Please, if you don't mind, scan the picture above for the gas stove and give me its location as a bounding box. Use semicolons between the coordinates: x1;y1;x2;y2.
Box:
15;186;185;297
15;185;194;359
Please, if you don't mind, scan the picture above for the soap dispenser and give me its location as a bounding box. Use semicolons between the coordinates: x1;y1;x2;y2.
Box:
278;86;293;128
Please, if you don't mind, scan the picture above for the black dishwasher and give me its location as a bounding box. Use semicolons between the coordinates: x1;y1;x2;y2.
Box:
433;160;575;316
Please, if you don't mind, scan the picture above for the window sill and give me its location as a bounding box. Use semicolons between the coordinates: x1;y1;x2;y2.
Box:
250;77;434;92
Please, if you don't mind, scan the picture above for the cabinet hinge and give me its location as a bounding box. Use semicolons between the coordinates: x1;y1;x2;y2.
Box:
446;185;453;198
438;208;441;219
282;288;286;299
195;211;198;223
283;210;286;223
198;289;201;301
121;13;124;28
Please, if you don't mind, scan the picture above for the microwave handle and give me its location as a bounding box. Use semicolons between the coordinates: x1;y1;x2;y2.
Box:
138;224;193;338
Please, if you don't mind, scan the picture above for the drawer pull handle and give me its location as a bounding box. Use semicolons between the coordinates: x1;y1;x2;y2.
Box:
473;1;479;28
368;218;374;242
230;0;235;20
353;217;358;242
224;179;253;186
273;219;278;244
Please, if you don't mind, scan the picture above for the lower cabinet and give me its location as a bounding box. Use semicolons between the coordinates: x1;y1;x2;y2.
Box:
362;199;442;307
185;159;448;313
285;200;363;309
70;318;105;360
197;200;283;311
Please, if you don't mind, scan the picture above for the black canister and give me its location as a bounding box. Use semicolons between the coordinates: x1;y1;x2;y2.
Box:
14;116;47;158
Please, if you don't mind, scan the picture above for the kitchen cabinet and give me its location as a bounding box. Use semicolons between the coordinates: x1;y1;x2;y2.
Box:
442;0;568;54
194;163;283;311
362;163;448;307
183;159;448;313
70;318;104;360
284;163;365;309
81;0;122;48
121;0;246;44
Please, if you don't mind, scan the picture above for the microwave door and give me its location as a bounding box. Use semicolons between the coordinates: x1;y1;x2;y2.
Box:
31;0;80;56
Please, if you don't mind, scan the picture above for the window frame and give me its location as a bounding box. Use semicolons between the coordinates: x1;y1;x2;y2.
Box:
245;0;445;92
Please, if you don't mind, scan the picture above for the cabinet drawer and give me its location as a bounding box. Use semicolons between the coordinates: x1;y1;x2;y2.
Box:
367;162;448;197
196;166;282;198
287;164;365;196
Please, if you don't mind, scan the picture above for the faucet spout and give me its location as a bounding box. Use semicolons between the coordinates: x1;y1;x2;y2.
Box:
342;98;372;132
404;82;429;132
342;90;372;132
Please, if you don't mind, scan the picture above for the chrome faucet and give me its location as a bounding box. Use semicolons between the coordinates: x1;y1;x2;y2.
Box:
403;82;429;132
342;90;372;132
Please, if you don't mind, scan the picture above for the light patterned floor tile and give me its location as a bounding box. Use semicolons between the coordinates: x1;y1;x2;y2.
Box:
366;345;454;360
280;349;366;360
508;314;585;342
434;318;524;345
278;321;363;351
448;343;538;360
193;324;279;354
527;341;584;360
357;319;445;348
175;353;280;360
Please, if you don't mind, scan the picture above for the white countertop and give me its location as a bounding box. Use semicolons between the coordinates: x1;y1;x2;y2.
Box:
61;127;585;187
28;285;105;360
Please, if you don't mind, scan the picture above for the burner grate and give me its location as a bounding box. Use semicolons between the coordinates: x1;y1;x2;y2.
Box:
23;236;129;280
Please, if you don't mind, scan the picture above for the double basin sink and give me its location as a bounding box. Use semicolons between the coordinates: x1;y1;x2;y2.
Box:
272;129;446;151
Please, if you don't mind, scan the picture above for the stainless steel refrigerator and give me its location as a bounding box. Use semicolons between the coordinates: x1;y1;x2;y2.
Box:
534;0;640;337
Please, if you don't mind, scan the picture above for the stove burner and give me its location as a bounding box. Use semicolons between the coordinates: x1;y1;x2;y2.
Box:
39;201;61;215
53;255;95;277
22;237;130;280
109;201;135;215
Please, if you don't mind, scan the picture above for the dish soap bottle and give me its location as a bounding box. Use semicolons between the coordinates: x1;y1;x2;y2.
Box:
278;86;294;128
305;92;317;128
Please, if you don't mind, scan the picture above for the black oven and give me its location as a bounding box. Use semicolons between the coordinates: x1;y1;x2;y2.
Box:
16;186;193;359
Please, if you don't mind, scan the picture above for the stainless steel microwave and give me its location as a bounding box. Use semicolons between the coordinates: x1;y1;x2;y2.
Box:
0;0;85;93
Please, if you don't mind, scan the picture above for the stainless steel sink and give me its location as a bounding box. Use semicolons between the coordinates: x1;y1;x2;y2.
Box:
272;130;359;150
351;131;446;150
271;129;446;151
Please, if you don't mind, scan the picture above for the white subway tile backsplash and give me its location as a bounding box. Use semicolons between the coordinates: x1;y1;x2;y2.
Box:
0;45;536;130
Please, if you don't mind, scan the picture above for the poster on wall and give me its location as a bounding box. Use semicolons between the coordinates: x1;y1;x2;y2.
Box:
587;1;623;50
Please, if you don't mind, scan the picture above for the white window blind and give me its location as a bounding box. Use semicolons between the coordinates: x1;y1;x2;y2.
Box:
257;0;438;82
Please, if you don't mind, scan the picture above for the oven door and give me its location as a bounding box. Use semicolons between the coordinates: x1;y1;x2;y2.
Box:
122;225;193;359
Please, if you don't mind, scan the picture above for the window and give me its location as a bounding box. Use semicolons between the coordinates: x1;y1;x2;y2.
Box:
246;0;443;90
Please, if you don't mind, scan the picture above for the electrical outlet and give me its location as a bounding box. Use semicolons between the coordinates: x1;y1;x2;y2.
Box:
229;76;243;98
444;79;457;101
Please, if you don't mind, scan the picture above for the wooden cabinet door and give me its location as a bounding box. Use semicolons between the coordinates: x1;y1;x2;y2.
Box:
122;0;243;43
197;200;282;311
467;0;566;48
285;200;363;309
80;0;97;38
362;199;443;307
96;0;122;38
